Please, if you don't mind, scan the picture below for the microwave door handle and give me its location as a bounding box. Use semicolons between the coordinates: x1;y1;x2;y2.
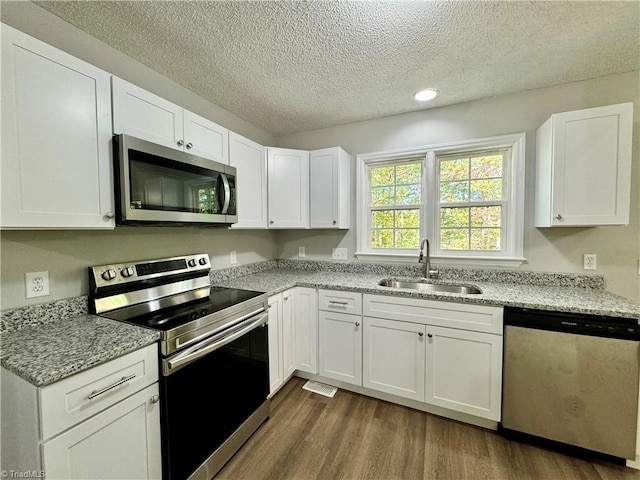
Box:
220;173;231;214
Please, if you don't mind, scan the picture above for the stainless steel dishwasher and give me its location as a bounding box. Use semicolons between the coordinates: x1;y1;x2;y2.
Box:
501;306;640;460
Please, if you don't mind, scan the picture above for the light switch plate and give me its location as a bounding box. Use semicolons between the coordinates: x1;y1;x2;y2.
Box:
332;248;347;260
230;251;237;264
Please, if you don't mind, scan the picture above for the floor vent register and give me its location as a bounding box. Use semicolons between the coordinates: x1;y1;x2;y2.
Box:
302;380;338;398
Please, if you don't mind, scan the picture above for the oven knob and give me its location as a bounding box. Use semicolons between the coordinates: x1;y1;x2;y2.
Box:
198;257;207;266
187;259;197;267
120;267;135;278
101;269;116;281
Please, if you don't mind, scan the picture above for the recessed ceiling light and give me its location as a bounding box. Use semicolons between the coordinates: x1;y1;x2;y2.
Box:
414;88;439;102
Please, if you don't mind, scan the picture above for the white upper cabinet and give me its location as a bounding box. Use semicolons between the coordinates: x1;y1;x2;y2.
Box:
229;132;268;228
112;77;229;164
267;147;310;228
535;103;633;227
1;25;114;229
310;147;351;229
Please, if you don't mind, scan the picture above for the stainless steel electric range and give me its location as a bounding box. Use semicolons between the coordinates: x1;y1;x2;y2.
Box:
89;254;270;480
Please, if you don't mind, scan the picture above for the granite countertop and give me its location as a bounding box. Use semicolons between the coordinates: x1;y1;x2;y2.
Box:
215;269;640;320
1;314;160;387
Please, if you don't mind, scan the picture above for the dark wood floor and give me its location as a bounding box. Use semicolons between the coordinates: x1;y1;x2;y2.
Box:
217;377;639;480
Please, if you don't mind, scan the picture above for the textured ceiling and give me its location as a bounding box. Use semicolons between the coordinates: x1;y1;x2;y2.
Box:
35;1;640;136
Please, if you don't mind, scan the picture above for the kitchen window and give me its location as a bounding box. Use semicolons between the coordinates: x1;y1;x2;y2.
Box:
356;133;526;267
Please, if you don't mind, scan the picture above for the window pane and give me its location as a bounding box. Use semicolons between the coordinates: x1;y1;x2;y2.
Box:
471;155;503;179
441;207;469;228
371;229;393;248
396;185;421;205
440;229;469;250
395;229;420;248
470;228;501;250
371;186;395;206
396;209;420;228
371;210;393;228
470;206;501;227
440;158;469;181
371;166;394;186
440;181;469;203
470;179;502;201
396;164;421;184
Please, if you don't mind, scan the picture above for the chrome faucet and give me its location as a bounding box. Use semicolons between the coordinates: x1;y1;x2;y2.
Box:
419;237;439;279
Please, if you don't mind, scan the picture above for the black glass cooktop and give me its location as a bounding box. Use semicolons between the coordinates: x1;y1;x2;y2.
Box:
101;286;265;332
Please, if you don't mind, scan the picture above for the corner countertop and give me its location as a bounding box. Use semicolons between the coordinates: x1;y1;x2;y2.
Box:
1;314;160;387
215;269;640;320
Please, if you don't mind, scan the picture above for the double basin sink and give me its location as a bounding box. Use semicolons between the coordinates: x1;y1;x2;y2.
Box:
378;278;482;295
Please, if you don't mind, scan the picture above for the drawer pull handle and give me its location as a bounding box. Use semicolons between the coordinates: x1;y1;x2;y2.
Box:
329;301;348;307
88;374;136;399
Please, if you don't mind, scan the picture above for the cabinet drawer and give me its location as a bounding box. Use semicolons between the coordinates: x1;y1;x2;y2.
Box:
319;289;362;315
39;343;158;440
363;294;503;334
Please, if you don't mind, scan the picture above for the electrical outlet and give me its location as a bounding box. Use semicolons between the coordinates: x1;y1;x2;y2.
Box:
298;246;306;258
583;254;597;270
25;271;50;298
332;247;348;260
230;251;237;264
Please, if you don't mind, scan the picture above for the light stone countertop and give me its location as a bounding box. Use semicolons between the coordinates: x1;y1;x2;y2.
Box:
215;269;640;320
0;314;160;387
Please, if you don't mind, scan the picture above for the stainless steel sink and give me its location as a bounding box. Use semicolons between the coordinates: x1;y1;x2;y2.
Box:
378;279;482;295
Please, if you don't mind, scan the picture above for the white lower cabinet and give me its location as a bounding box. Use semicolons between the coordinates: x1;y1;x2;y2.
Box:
42;384;161;480
318;311;362;386
294;287;318;374
267;289;295;395
1;344;161;479
363;317;426;402
424;325;503;420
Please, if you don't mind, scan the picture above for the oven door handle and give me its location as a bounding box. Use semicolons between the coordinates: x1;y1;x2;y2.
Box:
165;311;268;375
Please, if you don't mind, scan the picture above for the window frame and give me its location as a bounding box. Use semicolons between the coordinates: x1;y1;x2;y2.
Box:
356;133;526;267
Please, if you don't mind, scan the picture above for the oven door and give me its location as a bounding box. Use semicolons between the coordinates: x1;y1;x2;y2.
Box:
160;312;269;480
114;134;237;225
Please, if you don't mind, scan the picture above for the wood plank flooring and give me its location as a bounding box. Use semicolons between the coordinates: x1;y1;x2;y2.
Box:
217;378;639;480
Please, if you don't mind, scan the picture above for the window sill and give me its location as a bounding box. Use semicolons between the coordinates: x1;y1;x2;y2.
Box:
354;252;526;268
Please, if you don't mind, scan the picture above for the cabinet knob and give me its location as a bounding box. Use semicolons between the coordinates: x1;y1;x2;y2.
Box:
418;332;424;337
186;142;193;149
177;139;184;147
151;395;160;404
427;333;433;338
270;220;274;224
355;322;360;327
104;212;115;219
333;220;337;225
555;214;563;220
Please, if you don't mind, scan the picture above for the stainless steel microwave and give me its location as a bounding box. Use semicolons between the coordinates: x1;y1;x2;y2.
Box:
113;134;237;225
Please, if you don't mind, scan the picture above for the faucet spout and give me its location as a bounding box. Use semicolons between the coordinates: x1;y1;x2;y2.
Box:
418;237;438;279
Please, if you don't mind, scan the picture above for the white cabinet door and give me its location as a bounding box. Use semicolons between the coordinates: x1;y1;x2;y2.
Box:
282;289;296;378
229;132;268;228
112;77;183;151
535;103;633;226
294;287;318;374
267;148;310;228
1;25;114;229
112;78;229;164
182;110;229;164
310;147;351;229
319;311;362;386
424;326;502;421
363;317;426;402
42;384;162;480
267;294;284;395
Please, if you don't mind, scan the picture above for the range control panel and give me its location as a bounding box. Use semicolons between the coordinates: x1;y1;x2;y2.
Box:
90;254;210;289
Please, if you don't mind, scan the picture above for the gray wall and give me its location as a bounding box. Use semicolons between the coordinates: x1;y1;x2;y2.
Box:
275;72;640;302
0;3;278;310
